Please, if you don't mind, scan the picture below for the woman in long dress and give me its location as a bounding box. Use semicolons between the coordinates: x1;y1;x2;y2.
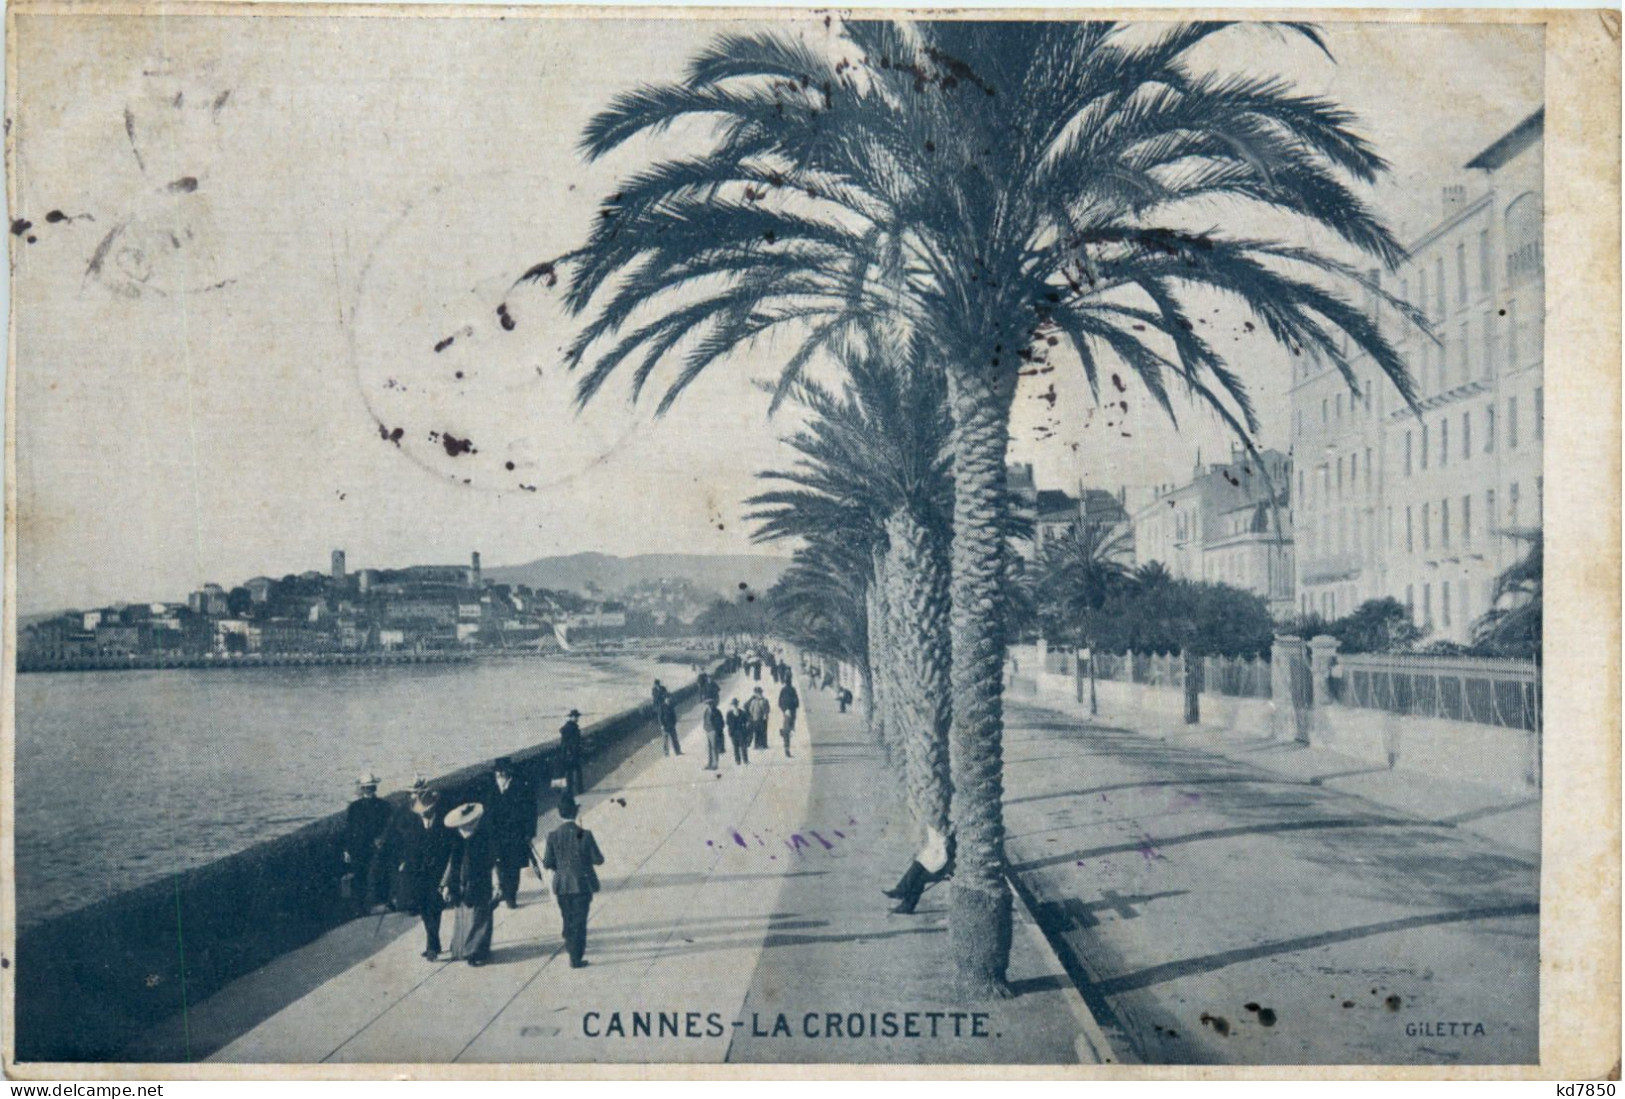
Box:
441;802;497;966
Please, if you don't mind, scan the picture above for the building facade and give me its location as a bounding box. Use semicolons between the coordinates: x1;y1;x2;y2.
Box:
1129;448;1295;618
1290;109;1543;642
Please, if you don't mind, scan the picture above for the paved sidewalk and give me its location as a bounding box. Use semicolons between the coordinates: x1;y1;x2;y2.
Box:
135;672;1096;1065
1000;689;1539;1066
1010;676;1539;856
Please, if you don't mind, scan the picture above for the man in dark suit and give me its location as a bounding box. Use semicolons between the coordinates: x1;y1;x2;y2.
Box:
343;772;392;914
725;698;750;765
487;758;538;909
395;788;453;960
542;795;604;968
558;709;585;795
658;696;681;756
701;699;724;770
777;682;801;757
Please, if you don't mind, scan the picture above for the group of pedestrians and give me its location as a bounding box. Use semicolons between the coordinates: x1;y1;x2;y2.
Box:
341;719;606;969
694;666;799;769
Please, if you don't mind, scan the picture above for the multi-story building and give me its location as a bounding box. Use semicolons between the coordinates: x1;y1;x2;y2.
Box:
1290;109;1543;642
1130;448;1295;615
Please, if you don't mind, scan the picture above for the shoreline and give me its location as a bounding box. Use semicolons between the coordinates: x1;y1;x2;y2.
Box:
16;642;715;674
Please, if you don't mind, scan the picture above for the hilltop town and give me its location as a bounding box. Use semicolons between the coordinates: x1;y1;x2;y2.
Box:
18;550;723;668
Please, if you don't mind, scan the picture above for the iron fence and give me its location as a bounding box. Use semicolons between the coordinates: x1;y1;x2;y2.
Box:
1333;652;1541;731
1203;654;1273;699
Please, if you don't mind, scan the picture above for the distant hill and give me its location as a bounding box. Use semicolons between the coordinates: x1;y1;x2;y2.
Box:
485;552;790;602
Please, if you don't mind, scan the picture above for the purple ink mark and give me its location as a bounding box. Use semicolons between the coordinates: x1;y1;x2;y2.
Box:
1138;834;1166;863
807;830;835;851
786;834;811;855
706;840;714;847
731;830;748;850
833;830;846;839
848;817;858;825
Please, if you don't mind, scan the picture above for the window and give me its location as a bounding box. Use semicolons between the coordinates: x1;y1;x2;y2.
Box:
1440;417;1449;468
1321;398;1328;424
1487;489;1497;534
1420;339;1431;393
1405;431;1413;476
1419;268;1429;320
1435;257;1445;318
1510;481;1520;527
1442;581;1452;627
1365;448;1373;493
1406;506;1414;552
1507;300;1519;370
1463;494;1472;546
1462;412;1472;459
1350;451;1358;490
1479;228;1492;292
1336;393;1343;420
1486;404;1497;453
1406;584;1414;613
1422;502;1431;550
1298;470;1305;504
1456;242;1468;304
1437;331;1449;391
1441;498;1451;549
1421;424;1430;470
1423;583;1433;626
1535;386;1543;440
1484;311;1498;379
1387;506;1395;550
1459;320;1471;384
1508;396;1519;449
1506;191;1543;286
1336;457;1344;494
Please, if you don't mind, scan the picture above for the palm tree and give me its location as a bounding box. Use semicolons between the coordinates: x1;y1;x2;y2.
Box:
749;347;954;834
1035;519;1134;714
1472;530;1542;659
552;19;1419;995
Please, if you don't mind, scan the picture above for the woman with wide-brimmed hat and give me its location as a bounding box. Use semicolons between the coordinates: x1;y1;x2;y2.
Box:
440;801;497;966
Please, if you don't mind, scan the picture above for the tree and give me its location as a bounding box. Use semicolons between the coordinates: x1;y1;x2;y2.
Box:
749;347;954;834
555;19;1418;995
1326;597;1422;654
1473;531;1542;659
1095;579;1274;658
1033;520;1133;713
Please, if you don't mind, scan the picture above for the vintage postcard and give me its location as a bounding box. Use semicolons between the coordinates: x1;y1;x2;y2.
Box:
2;3;1618;1081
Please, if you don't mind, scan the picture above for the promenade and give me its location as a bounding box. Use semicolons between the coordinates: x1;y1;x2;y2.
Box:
999;685;1539;1065
131;671;1096;1066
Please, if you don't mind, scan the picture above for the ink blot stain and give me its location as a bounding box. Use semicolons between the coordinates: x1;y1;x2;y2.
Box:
1384;995;1402;1012
1342;1001;1355;1008
497;302;516;331
1199;1013;1230;1037
378;425;404;446
434;432;476;457
434;336;455;353
10;218;31;236
505;461;516;471
166;176;199;194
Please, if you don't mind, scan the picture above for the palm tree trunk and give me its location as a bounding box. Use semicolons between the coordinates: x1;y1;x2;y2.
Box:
944;362;1017;998
866;547;895;765
883;509;953;834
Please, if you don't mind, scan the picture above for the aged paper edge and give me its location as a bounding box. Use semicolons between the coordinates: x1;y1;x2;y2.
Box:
1;3;1618;1082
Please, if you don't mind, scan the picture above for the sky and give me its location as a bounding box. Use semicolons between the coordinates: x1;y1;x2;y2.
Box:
9;13;1542;614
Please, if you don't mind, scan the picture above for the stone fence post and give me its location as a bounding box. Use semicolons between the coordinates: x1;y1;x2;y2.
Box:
1271;635;1310;742
1308;635;1341;745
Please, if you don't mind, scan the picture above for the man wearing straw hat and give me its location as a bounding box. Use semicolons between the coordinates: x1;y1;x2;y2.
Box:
343;771;392;915
541;794;604;968
441;801;498;966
